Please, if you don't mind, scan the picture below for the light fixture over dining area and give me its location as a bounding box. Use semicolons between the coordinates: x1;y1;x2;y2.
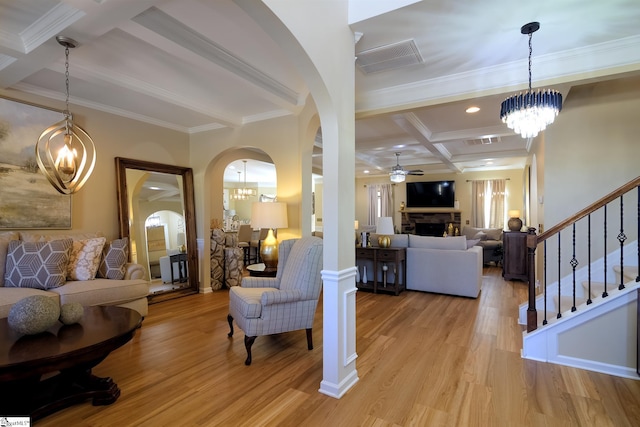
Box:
500;22;562;139
35;36;96;195
230;160;257;200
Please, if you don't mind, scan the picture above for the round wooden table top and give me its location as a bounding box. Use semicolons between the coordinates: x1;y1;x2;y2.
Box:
0;305;141;382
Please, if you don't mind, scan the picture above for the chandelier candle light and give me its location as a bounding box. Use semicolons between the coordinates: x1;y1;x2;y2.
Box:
36;36;96;194
231;160;257;200
500;22;562;139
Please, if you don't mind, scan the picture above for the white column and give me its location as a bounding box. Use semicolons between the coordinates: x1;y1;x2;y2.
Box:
239;0;359;397
319;267;359;397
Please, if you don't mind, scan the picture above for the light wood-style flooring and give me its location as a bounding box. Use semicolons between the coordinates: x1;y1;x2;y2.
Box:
39;266;640;426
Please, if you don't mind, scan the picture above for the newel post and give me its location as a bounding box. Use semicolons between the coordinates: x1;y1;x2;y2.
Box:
526;227;539;332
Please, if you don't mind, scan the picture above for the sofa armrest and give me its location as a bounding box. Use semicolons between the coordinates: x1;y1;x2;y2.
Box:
125;263;146;280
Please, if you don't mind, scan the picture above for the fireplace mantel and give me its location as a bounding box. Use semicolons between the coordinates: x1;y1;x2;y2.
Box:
400;208;460;214
401;210;462;236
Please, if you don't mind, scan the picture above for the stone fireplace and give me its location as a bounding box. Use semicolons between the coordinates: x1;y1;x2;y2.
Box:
401;210;461;236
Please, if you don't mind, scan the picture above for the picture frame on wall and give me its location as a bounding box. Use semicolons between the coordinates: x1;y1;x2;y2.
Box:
0;96;72;229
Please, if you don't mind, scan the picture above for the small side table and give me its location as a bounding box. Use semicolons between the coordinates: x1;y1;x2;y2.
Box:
246;263;277;277
169;252;188;283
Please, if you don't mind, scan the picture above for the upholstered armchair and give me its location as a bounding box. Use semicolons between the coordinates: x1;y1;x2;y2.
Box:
227;236;323;365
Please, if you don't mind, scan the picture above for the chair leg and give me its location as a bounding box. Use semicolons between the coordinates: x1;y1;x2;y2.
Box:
306;328;313;350
227;314;234;337
244;335;256;365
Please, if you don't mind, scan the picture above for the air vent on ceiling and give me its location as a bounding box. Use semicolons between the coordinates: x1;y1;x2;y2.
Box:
465;136;502;146
356;39;423;74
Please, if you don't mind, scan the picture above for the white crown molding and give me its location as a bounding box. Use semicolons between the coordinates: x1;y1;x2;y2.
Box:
0;54;17;72
132;7;301;106
51;60;243;128
21;4;86;54
356;35;640;115
13;82;192;133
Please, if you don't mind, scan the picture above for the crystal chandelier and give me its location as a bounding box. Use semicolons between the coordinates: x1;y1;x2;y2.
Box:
35;36;96;194
500;22;562;139
231;160;257;200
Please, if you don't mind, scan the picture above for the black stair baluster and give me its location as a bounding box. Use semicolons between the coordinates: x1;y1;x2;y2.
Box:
637;185;640;283
587;214;592;305
619;195;627;290
543;240;547;325
571;223;578;312
603;205;608;298
557;233;562;319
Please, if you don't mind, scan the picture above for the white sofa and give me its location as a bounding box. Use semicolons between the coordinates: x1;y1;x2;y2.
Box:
368;233;483;298
0;231;150;318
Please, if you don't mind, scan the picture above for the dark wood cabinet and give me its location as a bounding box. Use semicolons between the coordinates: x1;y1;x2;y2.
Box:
502;231;528;282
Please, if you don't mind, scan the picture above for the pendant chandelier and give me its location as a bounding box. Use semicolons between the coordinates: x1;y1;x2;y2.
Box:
36;36;96;194
231;160;257;200
500;22;562;139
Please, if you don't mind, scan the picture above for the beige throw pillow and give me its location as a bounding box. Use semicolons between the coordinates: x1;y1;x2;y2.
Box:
67;237;107;281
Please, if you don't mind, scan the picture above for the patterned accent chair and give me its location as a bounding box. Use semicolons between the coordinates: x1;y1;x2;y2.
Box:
227;237;323;365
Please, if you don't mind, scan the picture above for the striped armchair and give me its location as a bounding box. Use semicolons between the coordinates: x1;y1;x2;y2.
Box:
227;237;323;365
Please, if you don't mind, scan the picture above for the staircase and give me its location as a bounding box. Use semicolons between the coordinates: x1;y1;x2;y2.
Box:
520;177;640;379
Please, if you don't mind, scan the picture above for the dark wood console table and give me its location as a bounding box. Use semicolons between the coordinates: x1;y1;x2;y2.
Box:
0;306;141;421
355;247;406;295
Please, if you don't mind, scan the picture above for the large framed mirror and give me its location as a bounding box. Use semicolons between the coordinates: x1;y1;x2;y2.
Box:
116;157;198;301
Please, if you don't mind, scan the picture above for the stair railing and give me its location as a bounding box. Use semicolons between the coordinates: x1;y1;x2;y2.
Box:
525;176;640;333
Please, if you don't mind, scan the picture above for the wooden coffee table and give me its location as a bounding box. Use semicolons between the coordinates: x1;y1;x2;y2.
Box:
0;305;141;421
246;263;277;277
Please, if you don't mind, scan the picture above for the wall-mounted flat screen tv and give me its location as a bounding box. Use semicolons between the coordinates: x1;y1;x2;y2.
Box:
406;181;455;208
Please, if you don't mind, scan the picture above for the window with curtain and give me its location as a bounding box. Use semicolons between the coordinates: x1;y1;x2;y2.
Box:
368;184;393;225
471;179;505;228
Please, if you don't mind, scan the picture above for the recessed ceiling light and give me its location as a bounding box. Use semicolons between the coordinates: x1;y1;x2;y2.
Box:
363;170;370;174
149;186;162;190
486;161;494;165
466;106;480;113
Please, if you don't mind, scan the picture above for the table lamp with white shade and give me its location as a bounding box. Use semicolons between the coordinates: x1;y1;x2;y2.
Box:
376;216;395;248
251;202;288;269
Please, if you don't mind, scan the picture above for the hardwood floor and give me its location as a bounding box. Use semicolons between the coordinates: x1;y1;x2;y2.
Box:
39;266;640;426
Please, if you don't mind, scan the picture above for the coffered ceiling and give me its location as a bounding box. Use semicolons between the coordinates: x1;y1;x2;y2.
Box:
1;0;639;182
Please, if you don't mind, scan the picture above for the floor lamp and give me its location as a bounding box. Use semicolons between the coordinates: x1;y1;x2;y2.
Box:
250;202;288;270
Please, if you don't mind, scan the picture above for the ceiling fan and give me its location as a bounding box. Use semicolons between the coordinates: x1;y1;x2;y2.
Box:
389;152;423;183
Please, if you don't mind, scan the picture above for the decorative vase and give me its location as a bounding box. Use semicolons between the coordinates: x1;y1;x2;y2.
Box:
447;223;454;236
508;217;523;232
378;235;391;248
362;266;368;284
355;266;360;283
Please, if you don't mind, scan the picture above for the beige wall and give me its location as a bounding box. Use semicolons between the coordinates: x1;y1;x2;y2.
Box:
543;76;640;279
0;90;189;240
356;169;525;232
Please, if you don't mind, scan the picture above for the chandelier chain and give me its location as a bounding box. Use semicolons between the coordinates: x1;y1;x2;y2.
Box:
64;45;71;117
528;32;533;93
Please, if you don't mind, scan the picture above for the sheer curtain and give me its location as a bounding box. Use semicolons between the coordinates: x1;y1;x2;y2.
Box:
471;180;486;227
367;185;378;226
379;184;393;217
367;184;393;225
488;179;505;228
471;179;505;228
